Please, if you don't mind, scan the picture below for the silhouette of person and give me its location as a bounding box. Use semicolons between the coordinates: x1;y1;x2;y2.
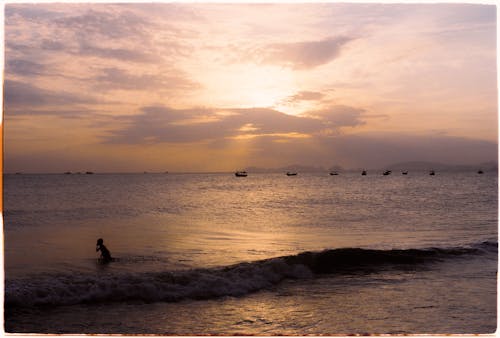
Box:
96;238;112;263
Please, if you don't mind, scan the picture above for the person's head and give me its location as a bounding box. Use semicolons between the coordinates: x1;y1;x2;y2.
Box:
97;238;104;245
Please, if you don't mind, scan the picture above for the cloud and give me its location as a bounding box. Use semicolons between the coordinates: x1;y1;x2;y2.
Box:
92;67;198;92
101;103;374;145
77;41;161;63
40;39;67;51
258;36;355;69
323;133;498;168
220;129;497;170
4;79;101;111
436;4;496;26
102;105;366;144
6;59;47;77
286;91;325;103
305;105;366;129
221;131;498;170
51;7;153;41
4;3;497;173
4;5;202;114
5;4;193;67
5;4;62;21
101;104;497;169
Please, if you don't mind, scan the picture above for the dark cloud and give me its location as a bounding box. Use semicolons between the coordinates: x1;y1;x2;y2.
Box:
40;39;68;51
6;59;47;77
4;79;101;112
101;104;374;145
258;36;355;69
5;80;56;107
4;109;95;119
4;41;32;54
102;106;334;144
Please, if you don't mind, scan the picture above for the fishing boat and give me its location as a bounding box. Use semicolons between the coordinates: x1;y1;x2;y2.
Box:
361;170;367;176
429;170;435;176
286;172;297;176
235;171;248;177
383;170;392;176
329;171;339;176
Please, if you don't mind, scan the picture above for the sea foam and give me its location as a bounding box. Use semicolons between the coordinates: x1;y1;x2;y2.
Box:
5;241;496;309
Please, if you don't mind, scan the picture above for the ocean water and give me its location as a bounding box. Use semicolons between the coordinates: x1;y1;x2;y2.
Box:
3;171;498;334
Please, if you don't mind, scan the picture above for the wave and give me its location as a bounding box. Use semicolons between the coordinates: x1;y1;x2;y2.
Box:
5;240;496;309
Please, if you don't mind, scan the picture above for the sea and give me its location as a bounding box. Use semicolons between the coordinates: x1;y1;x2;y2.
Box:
3;170;498;334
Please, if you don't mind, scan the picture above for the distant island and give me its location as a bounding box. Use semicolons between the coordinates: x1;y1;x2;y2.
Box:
5;161;497;175
382;161;498;172
245;161;498;173
245;165;328;173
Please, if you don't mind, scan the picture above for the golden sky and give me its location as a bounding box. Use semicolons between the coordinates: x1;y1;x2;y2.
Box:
4;3;498;172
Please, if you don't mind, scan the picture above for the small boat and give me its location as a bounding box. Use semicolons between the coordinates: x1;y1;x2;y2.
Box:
383;170;392;176
477;170;484;174
86;171;94;175
429;170;435;176
329;171;339;176
361;170;367;176
235;171;248;177
286;172;297;176
402;171;408;175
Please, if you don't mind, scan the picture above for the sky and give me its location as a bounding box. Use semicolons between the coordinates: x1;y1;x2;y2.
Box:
3;2;498;173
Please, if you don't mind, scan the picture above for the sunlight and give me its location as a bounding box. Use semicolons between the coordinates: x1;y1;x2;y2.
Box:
229;132;311;140
198;63;297;110
231;66;295;108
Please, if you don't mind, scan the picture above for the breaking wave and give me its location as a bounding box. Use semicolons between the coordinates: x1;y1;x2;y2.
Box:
6;240;496;309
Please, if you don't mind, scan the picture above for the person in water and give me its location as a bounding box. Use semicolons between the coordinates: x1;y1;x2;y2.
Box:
96;238;112;262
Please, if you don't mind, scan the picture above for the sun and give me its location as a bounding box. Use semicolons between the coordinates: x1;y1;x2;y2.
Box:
197;63;297;112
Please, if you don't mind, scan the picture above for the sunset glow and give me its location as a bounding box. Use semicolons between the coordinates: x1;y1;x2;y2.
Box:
3;3;497;172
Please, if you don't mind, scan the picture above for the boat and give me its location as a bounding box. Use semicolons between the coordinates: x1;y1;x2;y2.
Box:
286;172;297;176
235;171;248;177
86;171;94;175
361;170;367;176
477;170;484;174
429;170;435;176
382;170;392;176
329;171;339;176
402;171;408;175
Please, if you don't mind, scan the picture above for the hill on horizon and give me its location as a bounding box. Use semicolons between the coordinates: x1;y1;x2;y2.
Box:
246;160;498;173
